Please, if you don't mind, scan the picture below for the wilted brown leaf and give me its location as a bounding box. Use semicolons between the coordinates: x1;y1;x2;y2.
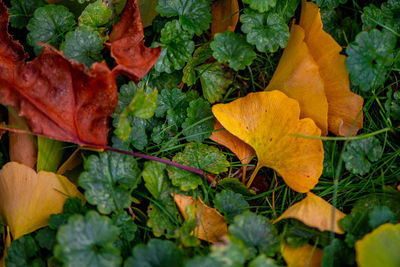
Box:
173;194;228;243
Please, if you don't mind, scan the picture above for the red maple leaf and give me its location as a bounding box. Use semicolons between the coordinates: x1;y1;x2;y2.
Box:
0;2;117;147
110;0;161;82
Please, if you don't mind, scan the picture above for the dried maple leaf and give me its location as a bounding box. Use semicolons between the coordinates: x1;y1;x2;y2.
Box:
210;120;255;165
281;242;324;267
266;24;328;136
110;0;161;82
212;90;323;193
173;194;228;243
0;2;118;147
0;162;82;239
274;192;346;234
211;0;239;38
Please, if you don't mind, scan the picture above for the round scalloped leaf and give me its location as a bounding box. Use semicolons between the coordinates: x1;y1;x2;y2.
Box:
242;0;277;13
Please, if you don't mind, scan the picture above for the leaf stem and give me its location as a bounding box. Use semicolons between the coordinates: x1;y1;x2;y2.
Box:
104;146;216;186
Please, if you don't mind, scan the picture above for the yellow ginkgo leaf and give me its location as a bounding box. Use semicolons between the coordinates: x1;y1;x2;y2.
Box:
212;90;323;192
282;242;324;267
274;192;345;234
299;1;363;136
210;120;255;165
173;194;228;243
0;162;82;239
266;24;328;136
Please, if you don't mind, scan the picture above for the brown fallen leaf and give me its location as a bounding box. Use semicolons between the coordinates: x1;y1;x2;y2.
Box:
0;162;82;239
110;0;161;82
211;0;239;38
266;24;328;136
210;120;255;165
0;1;118;147
282;242;324;267
173;194;228;243
213;91;323;193
274;192;346;234
299;1;363;136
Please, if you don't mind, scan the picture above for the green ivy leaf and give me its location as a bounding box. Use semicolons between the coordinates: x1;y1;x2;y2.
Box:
339;194;400;247
242;0;277;13
79;151;141;214
155;20;195;73
183;44;213;86
381;0;400;33
142;161;171;201
48;198;88;229
167;143;229;190
147;70;184;90
271;0;299;22
175;205;200;247
229;212;280;257
322;239;355;267
6;236;45;267
368;206;395;229
54;211;121;267
209;236;249;267
196;63;232;103
182;98;214;142
147;202;180;238
312;0;347;9
151;123;174;145
249;255;279;267
155;88;186;118
185;256;224;267
167;91;199;133
346;29;397;91
111;213;137;256
217;178;254;196
342;136;383;175
387;91;400;121
61;27;104;67
156;0;212;35
214;190;249;223
241;9;289;53
27;5;75;55
79;0;112;28
125;239;184;267
35;227;57;251
361;4;384;30
8;0;46;29
321;8;354;46
211;31;256;71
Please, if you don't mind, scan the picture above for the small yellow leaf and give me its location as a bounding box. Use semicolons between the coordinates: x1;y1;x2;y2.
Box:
212;90;323;193
282;242;323;267
356;223;400;267
173;194;228;243
0;162;82;239
299;1;363;136
210;120;255;165
211;0;239;38
266;24;328;136
274;192;345;234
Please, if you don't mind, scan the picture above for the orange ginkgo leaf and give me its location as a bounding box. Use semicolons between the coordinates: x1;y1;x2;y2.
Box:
110;0;161;82
211;0;239;38
0;162;82;239
173;194;228;243
282;242;324;267
210;120;255;165
299;1;363;136
266;24;328;136
212;90;323;193
274;192;346;234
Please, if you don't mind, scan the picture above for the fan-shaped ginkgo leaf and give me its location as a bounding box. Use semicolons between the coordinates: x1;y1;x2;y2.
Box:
210;120;255;165
173;194;228;243
266;24;328;135
274;192;346;234
282;243;324;267
0;162;82;239
212;90;323;193
299;1;363;136
211;0;239;38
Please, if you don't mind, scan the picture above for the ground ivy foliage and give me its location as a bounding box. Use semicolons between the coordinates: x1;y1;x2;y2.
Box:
79;151;141;214
167;143;230;190
54;211;122;267
8;0;46;29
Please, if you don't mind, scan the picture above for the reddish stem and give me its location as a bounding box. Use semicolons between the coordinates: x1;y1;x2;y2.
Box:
105;146;217;186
